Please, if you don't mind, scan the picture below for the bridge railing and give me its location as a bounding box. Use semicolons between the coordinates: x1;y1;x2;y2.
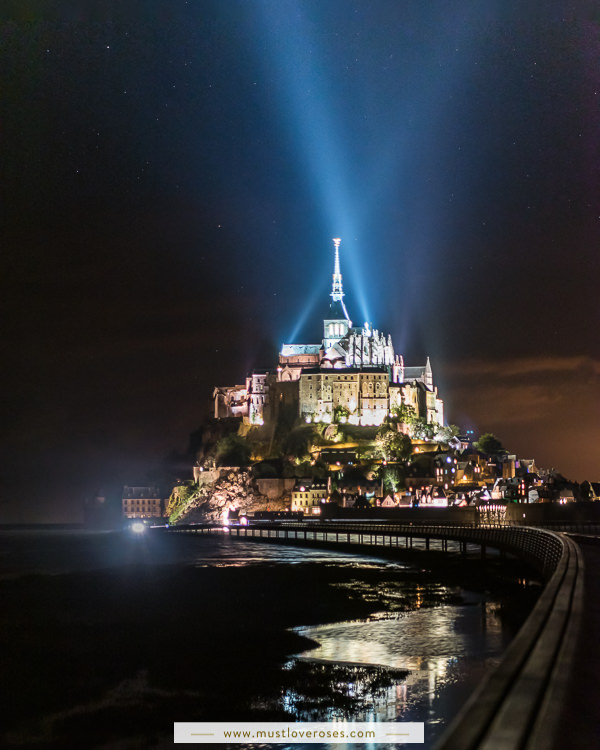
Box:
176;520;570;579
434;532;583;750
172;520;584;749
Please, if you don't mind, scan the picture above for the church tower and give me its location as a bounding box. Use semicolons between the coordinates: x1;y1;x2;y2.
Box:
323;238;352;349
425;356;433;390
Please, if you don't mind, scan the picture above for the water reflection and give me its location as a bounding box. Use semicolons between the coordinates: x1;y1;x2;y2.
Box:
0;530;410;578
188;536;412;569
285;601;505;745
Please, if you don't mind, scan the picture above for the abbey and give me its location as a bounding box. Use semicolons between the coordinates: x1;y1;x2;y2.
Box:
214;239;444;428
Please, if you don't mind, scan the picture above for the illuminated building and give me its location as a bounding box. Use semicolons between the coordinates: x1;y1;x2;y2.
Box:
122;485;163;519
213;371;268;423
290;480;328;514
214;239;444;428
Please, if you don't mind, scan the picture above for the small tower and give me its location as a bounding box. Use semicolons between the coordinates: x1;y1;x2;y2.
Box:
393;354;405;384
425;356;433;390
323;238;352;348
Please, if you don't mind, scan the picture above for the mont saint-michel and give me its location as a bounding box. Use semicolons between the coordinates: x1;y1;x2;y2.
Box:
160;238;456;525
117;238;586;530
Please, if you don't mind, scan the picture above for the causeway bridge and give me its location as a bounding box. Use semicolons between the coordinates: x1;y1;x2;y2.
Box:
171;519;597;749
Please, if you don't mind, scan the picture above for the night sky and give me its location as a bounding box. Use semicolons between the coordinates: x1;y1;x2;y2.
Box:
2;1;599;522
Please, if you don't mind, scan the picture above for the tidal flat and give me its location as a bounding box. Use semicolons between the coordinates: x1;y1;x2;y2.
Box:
0;543;539;749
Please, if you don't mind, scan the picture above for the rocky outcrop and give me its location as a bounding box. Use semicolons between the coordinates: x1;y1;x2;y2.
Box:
177;469;288;524
255;477;297;501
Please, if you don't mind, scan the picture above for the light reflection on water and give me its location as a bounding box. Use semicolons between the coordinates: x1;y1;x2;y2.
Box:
0;530;409;577
285;602;505;747
189;538;410;570
296;603;503;668
1;529;521;749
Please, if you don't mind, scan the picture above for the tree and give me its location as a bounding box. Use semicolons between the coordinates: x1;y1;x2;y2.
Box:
375;429;412;462
215;434;252;466
333;405;350;423
434;424;460;443
474;432;503;455
408;417;435;441
283;425;322;461
390;404;417;424
380;466;403;494
166;482;198;523
390;405;436;441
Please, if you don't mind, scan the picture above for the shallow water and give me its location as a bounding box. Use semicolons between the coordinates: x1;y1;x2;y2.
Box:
288;601;505;745
0;529;410;578
0;529;536;749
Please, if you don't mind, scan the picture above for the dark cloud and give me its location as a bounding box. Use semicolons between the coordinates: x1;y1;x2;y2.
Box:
446;356;600;479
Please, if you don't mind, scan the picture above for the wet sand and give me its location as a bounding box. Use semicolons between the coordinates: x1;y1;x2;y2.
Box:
0;550;539;748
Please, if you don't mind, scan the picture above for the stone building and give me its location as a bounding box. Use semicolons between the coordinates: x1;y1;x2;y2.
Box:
299;367;389;425
122;485;163;519
214;239;444;428
213;371;269;424
290;480;329;515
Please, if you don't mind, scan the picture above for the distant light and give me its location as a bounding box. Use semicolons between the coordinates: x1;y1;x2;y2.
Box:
131;522;145;534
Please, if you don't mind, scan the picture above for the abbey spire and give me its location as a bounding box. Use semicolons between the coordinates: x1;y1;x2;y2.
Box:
329;238;350;322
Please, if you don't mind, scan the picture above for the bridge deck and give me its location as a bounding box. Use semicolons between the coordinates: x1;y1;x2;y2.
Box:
549;537;600;750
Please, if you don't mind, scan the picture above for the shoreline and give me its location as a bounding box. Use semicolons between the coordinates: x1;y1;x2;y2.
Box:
0;541;539;748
